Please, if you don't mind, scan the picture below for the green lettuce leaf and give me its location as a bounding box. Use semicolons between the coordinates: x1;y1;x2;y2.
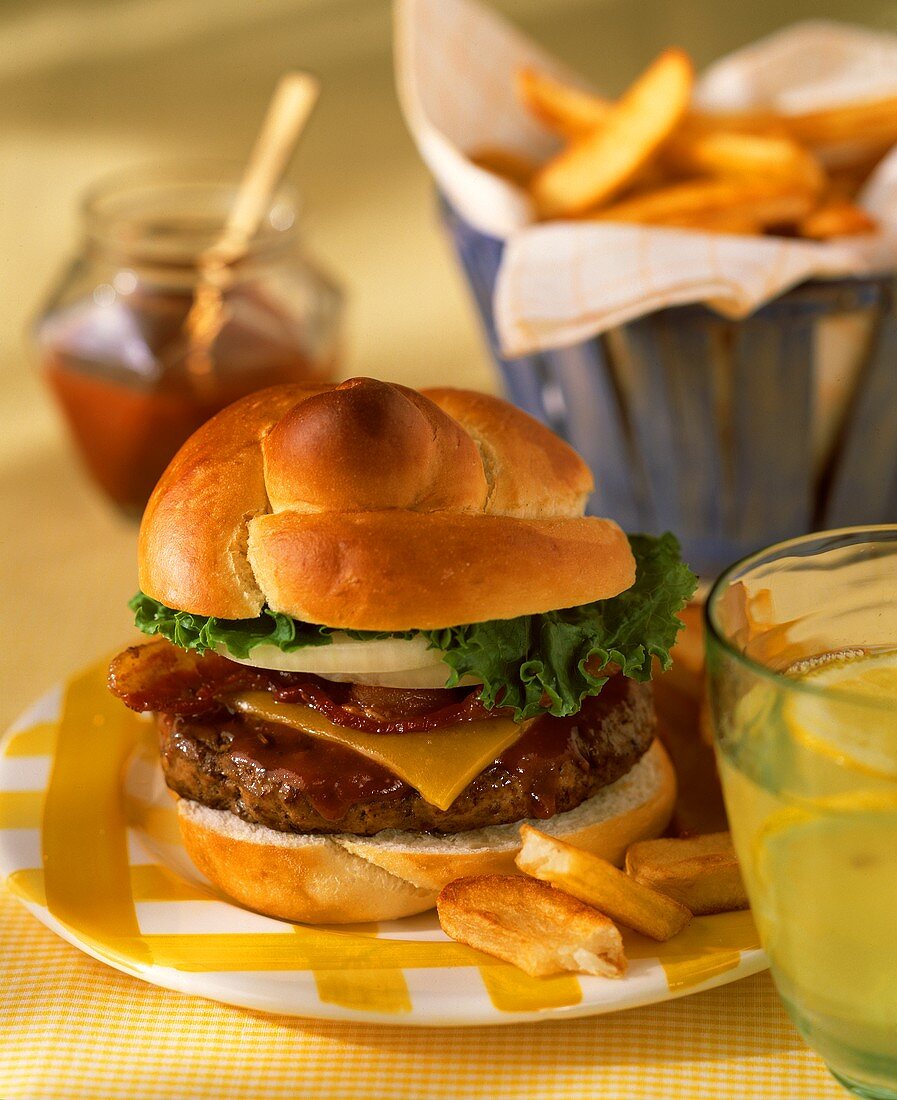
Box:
129;594;338;659
130;533;696;720
425;533;696;719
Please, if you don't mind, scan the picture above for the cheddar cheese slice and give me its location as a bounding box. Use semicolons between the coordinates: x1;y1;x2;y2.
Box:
228;692;530;811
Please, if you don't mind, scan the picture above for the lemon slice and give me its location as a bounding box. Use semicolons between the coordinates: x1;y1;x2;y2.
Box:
750;790;897;1023
754;791;897;891
785;651;897;780
758;789;897;837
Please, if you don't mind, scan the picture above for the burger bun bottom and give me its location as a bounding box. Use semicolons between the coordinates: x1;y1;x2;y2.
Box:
177;739;676;924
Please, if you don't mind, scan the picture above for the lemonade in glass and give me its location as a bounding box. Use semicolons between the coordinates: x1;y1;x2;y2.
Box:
705;528;897;1099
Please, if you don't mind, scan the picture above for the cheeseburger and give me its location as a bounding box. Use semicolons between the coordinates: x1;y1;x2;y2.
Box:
109;378;695;923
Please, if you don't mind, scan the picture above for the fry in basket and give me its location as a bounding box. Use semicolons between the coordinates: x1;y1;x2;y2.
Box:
638;208;762;235
513;56;887;239
663;130;825;193
516;66;608;137
530;48;694;217
470;147;540;187
681;108;791;140
779;95;897;162
515;66;826;196
686;97;897;166
516;825;691;941
798;199;877;239
437;875;626;979
826;157;883;200
586;177;816;231
625;832;748;915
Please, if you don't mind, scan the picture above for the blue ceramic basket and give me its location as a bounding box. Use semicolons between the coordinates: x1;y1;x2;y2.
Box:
441;198;897;578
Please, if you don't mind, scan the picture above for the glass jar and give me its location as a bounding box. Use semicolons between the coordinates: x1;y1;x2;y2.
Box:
34;163;342;516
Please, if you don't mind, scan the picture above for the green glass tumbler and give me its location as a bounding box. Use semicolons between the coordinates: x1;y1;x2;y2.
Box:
705;526;897;1099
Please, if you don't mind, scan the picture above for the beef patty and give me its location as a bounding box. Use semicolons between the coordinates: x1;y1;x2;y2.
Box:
158;675;655;835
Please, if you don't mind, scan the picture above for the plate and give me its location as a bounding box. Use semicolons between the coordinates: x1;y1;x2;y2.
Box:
0;659;766;1025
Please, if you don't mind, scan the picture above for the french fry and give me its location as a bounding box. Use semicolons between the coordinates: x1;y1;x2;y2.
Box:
689;97;897;167
470;147;540;187
517;67;823;195
645;209;762;235
663;130;825;193
437;875;626;979
587;177;816;230
513;54;893;240
682;108;792;140
625;832;749;915
516;825;691;941
515;66;665;193
826;157;882;200
531;48;694;218
782;95;897;156
798;199;877;239
516;66;609;137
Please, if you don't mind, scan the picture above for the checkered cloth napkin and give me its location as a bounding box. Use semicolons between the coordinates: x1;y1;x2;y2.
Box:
1;889;848;1100
395;0;897;357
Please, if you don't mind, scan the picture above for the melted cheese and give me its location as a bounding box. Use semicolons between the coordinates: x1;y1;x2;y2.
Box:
228;692;529;811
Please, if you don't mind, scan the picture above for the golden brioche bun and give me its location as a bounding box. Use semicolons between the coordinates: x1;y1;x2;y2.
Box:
177;740;675;924
248;510;633;632
138;378;635;628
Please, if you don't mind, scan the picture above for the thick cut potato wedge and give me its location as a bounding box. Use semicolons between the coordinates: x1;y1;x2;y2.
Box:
516;825;691;941
798;199;877;239
518;71;823;199
688;98;897;164
437;874;626;979
516;66;609;137
664;130;825;193
470;147;540;187
587;177;816;229
530;48;694;217
625;832;748;915
782;95;897;154
514;59;887;237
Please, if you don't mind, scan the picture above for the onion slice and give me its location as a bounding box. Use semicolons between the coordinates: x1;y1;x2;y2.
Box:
214;634;481;689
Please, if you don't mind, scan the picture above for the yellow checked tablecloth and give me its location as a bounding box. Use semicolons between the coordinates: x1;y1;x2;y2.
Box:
2;887;846;1100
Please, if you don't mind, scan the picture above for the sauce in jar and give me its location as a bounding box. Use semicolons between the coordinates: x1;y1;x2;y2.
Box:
35;165;342;515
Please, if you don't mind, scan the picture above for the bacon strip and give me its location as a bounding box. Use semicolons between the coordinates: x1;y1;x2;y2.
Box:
273;679;494;733
108;639;271;717
108;638;496;733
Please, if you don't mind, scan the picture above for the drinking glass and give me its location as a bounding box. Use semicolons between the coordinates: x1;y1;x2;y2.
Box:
705;526;897;1099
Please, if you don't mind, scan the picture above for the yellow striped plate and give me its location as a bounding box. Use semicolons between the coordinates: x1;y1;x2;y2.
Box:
0;659;766;1025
